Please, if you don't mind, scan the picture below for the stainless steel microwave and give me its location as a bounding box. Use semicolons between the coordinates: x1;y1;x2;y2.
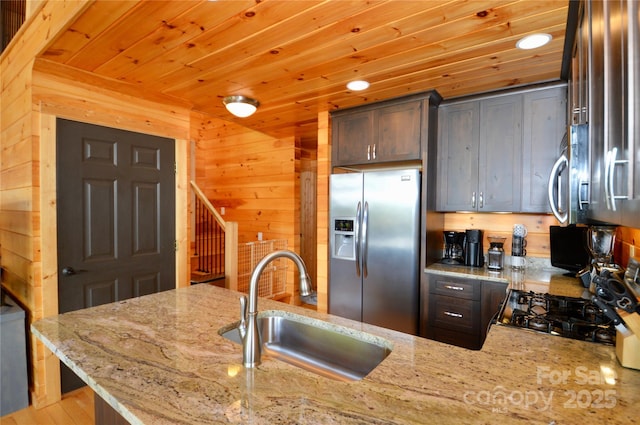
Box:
548;124;590;224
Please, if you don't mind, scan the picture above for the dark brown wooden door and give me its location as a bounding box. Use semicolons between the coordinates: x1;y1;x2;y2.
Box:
56;118;176;393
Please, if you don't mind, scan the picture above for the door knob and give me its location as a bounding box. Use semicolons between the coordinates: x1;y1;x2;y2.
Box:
62;267;76;276
62;267;86;276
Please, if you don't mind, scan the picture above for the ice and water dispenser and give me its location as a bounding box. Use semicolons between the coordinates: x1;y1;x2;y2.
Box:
332;218;356;260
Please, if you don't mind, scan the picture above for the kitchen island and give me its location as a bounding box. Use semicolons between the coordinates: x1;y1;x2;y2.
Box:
32;283;640;425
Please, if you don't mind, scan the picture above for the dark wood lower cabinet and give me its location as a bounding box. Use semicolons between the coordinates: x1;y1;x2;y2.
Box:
480;280;510;341
430;323;481;350
95;393;129;425
423;274;507;350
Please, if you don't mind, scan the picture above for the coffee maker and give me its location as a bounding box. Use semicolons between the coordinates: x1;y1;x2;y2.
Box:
487;236;506;270
464;229;484;267
442;231;465;264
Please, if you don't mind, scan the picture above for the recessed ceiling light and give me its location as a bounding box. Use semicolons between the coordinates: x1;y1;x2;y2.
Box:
516;33;552;50
346;80;370;91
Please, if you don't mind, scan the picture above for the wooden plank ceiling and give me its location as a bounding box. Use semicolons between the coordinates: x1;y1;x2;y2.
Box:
40;0;569;144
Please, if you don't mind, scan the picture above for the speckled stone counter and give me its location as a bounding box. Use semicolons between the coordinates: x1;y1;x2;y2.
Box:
32;284;640;425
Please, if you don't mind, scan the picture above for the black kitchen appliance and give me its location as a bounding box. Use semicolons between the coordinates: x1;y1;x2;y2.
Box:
442;231;465;265
464;229;484;267
496;289;616;345
549;225;590;274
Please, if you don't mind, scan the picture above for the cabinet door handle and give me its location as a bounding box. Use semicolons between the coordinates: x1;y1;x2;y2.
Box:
367;145;371;161
606;147;630;211
628;0;639;206
605;149;613;210
578;178;590;210
444;285;464;291
372;143;376;160
471;191;476;208
479;191;484;208
444;311;463;318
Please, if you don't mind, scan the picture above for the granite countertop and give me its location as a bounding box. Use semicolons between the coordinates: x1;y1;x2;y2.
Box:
32;281;640;425
425;258;592;298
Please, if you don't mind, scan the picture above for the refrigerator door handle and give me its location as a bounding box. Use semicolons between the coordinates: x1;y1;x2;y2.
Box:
362;201;369;278
355;201;362;277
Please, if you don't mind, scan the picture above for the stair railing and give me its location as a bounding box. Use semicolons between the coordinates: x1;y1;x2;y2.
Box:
190;181;238;290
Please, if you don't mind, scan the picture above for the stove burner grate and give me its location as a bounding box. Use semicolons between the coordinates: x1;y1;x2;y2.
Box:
498;290;616;345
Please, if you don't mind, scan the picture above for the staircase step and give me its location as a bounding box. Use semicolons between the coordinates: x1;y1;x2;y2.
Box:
190;273;225;285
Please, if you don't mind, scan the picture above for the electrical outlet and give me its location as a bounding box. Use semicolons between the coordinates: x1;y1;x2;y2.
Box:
630;244;636;259
221;207;225;215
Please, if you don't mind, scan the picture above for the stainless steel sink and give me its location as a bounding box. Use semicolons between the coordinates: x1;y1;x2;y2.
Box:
218;310;392;381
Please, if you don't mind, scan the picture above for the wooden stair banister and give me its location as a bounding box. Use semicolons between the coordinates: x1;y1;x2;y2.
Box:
225;222;238;291
190;181;238;290
191;181;225;227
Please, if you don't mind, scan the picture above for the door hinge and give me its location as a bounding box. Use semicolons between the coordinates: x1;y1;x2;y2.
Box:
174;162;177;174
174;240;178;251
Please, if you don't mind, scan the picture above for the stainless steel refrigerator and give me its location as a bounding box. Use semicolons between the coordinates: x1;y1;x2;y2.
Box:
329;169;421;335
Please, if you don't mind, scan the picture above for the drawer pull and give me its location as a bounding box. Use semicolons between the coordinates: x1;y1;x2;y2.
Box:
444;285;464;291
444;311;463;318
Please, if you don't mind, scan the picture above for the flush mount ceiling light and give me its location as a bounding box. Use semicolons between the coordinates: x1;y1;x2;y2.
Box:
222;95;260;118
516;33;552;50
346;80;370;91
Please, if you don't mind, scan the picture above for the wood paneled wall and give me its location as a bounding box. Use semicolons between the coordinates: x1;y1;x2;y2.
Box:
1;0;87;408
443;213;561;258
315;110;331;314
616;227;640;269
190;112;302;299
2;2;193;407
191;113;299;245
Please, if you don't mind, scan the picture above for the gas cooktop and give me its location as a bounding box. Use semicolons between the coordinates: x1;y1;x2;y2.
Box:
496;289;616;345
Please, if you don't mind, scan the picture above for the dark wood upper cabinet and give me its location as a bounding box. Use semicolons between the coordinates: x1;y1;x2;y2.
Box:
438;92;523;212
332;109;374;166
375;100;422;162
437;84;565;213
521;86;567;213
331;93;440;167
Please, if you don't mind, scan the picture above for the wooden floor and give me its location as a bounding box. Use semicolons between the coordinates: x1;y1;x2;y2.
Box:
0;386;94;425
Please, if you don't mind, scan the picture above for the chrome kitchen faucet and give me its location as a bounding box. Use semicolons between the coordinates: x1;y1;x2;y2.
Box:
238;250;313;368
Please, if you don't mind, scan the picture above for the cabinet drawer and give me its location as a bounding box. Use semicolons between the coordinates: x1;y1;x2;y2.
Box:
431;277;481;300
431;327;481;350
430;294;479;333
